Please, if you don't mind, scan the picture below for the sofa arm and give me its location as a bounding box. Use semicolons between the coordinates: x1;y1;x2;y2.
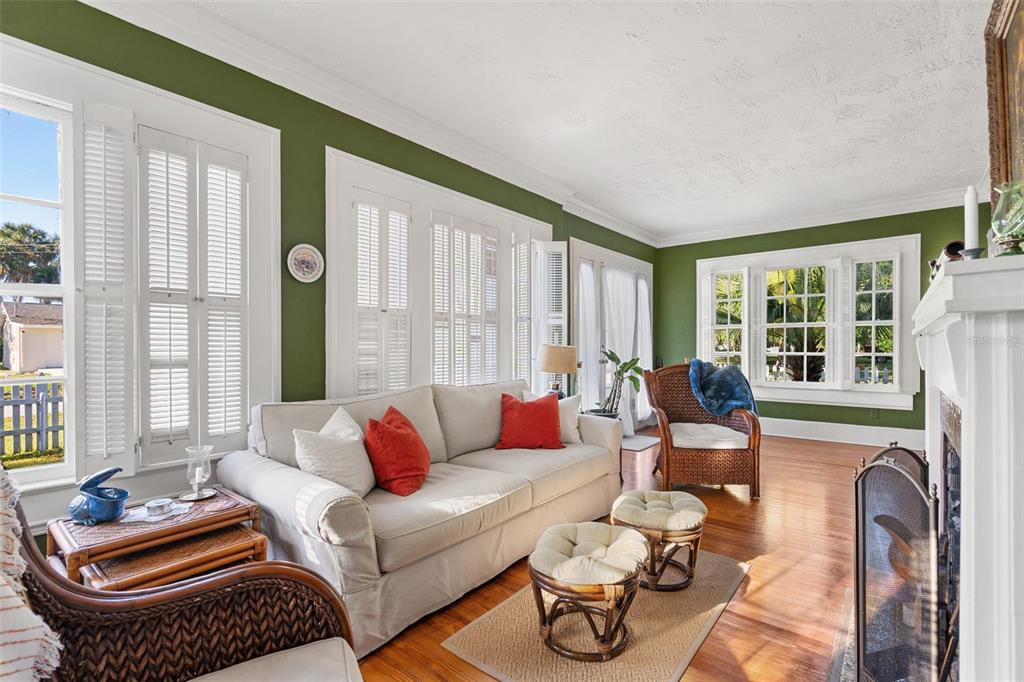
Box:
218;451;381;590
578;414;624;474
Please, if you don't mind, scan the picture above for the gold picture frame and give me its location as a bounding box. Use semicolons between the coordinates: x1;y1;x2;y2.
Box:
986;0;1024;200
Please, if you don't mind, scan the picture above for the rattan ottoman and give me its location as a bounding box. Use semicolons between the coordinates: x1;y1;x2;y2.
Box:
610;490;708;591
528;521;648;662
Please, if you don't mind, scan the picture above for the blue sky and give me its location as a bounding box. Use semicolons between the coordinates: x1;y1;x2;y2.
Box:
0;107;61;236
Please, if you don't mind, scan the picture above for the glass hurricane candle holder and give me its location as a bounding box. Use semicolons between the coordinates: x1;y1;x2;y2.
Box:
181;444;216;501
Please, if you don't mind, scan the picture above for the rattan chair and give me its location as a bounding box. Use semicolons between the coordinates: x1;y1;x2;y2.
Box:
644;363;761;498
14;503;355;682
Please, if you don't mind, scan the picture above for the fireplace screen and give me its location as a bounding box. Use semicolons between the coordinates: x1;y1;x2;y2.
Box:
856;455;939;682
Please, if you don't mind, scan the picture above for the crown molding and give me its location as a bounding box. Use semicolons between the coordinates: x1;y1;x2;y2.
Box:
82;0;663;246
652;186;975;248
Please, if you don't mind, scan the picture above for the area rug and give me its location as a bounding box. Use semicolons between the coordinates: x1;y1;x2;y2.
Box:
442;551;748;681
827;591;856;682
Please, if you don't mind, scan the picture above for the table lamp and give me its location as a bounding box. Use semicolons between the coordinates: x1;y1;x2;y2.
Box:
538;344;577;399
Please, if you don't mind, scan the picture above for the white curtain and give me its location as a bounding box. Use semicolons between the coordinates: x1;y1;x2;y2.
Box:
603;267;638;435
635;275;654;422
578;260;602;412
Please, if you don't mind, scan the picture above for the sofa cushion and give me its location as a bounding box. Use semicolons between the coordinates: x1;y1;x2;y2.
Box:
432;380;529;459
451;443;611;507
669;422;749;450
251;385;447;467
190;638;362;681
364;407;431;496
364;463;531;572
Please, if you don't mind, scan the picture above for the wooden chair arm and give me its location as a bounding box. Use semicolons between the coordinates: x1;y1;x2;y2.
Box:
20;507;352;682
727;408;762;451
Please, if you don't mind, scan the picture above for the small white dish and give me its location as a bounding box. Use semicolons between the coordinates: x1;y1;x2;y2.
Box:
146;498;174;515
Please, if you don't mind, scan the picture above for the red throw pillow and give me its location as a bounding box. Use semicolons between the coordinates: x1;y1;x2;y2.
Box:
496;392;565;450
364;406;431;496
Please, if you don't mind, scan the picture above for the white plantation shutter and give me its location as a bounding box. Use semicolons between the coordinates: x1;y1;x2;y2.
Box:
79;103;134;464
139;127;250;463
200;145;247;447
513;232;531;384
431;212;498;386
534;241;567;392
139;127;194;461
352;189;411;395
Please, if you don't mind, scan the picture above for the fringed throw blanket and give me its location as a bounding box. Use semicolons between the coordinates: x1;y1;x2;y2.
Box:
0;465;62;681
689;359;758;416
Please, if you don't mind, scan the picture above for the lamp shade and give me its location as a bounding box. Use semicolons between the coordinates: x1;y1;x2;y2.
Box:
538;344;577;375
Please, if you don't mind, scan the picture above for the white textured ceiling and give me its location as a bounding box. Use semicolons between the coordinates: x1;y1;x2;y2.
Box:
96;1;992;245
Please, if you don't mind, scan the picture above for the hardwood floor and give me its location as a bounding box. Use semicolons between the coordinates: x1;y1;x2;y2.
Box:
359;435;874;681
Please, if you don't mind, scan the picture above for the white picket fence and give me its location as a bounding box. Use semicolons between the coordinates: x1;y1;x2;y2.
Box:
0;380;64;456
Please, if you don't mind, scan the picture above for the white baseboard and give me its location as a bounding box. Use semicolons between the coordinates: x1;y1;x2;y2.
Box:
759;416;925;450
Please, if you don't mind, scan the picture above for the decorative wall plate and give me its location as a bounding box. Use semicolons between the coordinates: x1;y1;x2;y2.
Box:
287;244;324;283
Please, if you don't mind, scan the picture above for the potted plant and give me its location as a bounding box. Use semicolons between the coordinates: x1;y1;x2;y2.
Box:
586;349;644;418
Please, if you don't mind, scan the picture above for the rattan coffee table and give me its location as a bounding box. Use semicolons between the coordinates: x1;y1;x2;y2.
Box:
47;485;263;588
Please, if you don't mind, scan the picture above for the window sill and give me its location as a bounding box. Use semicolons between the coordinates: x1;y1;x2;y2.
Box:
751;385;915;410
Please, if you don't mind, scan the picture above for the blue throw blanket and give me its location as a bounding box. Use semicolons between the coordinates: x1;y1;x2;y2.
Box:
689;359;758;416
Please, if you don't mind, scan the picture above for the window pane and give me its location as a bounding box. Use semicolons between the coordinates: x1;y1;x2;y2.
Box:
875;260;893;290
0;295;65;470
786;327;805;353
855;356;872;384
786;268;804;295
730;273;743;299
716;300;728;324
766;297;784;323
807;295;826;322
785;296;804;323
713;354;730;367
876;356;894;384
728;329;742;352
855;325;872;353
765;355;782;381
856;293;873;321
714;328;728;352
766;270;785;297
729;354;741;366
856;262;873;291
766;327;783;352
807;266;826;294
807;326;826;352
729;300;742;324
875;292;893;320
876;325;894;353
0;108;59;201
806;356;826;382
0;204;61;284
785;355;804;381
715;273;730;300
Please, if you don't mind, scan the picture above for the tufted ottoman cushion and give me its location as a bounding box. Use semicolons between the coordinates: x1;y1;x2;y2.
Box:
611;490;707;532
529;521;647;585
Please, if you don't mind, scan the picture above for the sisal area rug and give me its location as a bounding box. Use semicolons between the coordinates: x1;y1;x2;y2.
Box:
442;551;748;682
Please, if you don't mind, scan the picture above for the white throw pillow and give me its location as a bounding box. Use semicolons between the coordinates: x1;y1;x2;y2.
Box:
523;391;582;444
293;406;375;497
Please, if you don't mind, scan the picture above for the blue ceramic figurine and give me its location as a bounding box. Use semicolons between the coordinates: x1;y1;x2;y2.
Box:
68;467;131;526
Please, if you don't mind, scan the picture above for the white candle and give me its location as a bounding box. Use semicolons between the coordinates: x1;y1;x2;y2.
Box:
964;185;979;251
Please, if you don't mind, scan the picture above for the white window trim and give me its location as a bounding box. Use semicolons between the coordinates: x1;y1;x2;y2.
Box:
2;37;280;493
325;147;551;398
695;234;920;410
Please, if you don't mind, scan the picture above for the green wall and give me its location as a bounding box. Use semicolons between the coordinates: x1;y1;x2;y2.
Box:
654;204;992;429
0;0;650;400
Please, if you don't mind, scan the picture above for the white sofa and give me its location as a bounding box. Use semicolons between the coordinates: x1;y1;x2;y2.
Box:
218;380;623;657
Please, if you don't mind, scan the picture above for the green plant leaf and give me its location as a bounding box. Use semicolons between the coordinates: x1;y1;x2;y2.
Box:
628;375;641;391
604;349;621;365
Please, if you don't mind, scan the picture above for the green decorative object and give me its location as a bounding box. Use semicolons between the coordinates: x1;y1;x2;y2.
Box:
990;181;1024;256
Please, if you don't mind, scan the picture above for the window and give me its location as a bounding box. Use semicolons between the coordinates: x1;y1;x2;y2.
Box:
0;94;74;484
764;266;827;383
712;272;744;368
326;148;553;398
695;235;919;410
853;259;896;386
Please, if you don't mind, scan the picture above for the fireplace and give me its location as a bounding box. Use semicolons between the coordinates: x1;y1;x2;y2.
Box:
855;445;942;682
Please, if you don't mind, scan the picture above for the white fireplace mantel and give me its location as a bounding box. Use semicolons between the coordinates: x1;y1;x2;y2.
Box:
913;257;1024;681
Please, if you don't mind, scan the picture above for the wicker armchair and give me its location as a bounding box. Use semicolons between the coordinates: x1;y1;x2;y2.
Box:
644;363;761;499
15;504;356;682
